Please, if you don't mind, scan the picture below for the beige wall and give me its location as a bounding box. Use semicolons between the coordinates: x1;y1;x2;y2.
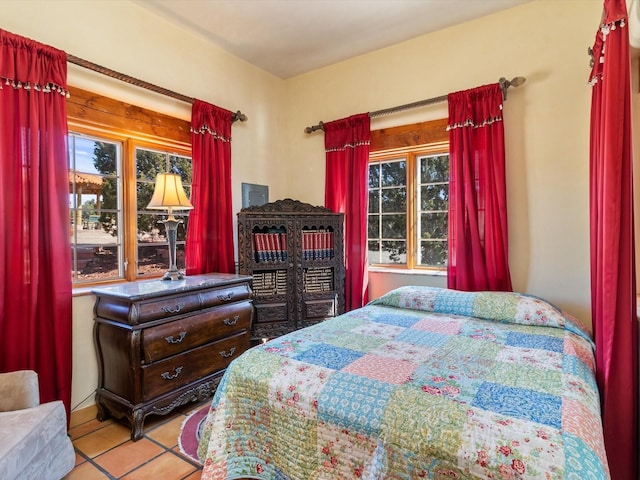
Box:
285;0;602;323
3;0;608;410
3;0;288;410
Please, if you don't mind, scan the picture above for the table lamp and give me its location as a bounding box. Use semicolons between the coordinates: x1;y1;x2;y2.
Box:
146;173;194;280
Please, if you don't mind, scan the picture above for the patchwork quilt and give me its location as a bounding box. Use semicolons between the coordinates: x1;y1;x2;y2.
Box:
198;286;609;479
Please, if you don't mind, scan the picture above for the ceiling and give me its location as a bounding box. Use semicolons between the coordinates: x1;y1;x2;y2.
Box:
133;0;533;79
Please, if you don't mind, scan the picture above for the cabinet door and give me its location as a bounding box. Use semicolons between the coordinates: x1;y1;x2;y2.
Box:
247;218;296;339
299;216;341;328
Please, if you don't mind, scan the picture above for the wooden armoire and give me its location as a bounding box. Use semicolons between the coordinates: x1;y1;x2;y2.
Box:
237;198;345;341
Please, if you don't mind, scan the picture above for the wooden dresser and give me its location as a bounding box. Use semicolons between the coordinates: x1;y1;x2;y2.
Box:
92;273;253;440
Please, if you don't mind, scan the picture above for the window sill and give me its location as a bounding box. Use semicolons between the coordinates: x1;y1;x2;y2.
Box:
368;266;447;277
72;279;134;297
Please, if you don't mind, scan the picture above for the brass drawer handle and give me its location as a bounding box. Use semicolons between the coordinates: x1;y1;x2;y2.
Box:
217;292;234;302
164;331;186;344
161;366;183;380
162;302;185;314
219;347;236;358
223;315;239;326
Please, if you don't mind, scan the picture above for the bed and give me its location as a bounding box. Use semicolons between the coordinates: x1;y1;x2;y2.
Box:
197;286;609;479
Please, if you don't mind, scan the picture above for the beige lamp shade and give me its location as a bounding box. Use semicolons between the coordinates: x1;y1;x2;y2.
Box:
147;173;194;210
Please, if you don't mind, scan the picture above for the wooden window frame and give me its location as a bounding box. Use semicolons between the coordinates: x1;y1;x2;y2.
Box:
369;118;449;270
67;87;192;285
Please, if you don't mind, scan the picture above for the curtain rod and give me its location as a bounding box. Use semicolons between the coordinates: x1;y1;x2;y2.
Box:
67;54;248;123
304;76;526;134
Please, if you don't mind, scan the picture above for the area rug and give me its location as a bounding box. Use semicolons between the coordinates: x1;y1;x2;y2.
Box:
178;405;209;463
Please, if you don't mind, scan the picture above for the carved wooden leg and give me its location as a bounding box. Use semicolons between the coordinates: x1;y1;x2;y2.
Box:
95;400;110;422
129;408;145;441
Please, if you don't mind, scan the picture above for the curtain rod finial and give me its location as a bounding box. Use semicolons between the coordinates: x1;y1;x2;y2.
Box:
499;76;526;100
304;120;324;134
232;111;247;122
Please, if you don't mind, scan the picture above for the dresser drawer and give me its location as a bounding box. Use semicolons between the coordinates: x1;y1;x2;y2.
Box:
142;301;253;363
142;331;248;400
199;284;252;308
135;293;201;323
117;284;251;325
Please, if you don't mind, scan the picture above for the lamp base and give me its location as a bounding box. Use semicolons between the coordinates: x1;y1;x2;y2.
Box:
159;217;185;281
161;270;185;281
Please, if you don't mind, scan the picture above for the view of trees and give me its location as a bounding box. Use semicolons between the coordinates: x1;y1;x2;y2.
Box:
368;160;407;263
90;142;193;242
134;148;192;243
92;142;118;236
70;140;193;281
368;154;449;267
419;154;449;266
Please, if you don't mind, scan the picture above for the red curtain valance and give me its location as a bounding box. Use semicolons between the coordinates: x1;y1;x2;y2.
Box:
324;114;371;152
0;28;67;94
191;100;232;142
447;83;503;130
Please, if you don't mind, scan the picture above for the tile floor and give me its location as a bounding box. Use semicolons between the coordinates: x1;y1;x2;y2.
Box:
64;401;207;480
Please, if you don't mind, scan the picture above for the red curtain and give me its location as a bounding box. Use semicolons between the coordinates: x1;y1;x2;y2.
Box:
447;84;512;292
589;1;638;478
324;113;370;311
0;30;72;417
186;100;235;274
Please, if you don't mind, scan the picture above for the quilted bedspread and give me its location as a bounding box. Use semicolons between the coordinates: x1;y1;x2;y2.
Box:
198;286;609;479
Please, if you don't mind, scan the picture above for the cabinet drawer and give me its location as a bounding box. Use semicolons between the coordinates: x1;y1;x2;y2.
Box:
254;302;288;323
142;301;253;363
303;298;336;320
142;332;248;400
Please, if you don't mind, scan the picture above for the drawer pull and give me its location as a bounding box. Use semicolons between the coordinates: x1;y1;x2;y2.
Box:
164;331;186;344
161;366;183;380
217;292;234;302
223;315;239;326
162;302;185;314
219;347;236;358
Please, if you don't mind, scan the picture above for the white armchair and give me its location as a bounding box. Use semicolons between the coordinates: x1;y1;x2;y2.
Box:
0;370;75;480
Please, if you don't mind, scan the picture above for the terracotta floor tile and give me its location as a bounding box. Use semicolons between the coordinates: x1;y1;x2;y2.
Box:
62;461;111;480
146;414;186;449
69;417;113;440
94;438;165;478
120;451;197;480
73;451;86;467
70;404;99;428
142;411;178;430
67;400;206;478
73;421;132;458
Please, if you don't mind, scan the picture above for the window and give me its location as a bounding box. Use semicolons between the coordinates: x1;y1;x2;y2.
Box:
368;118;449;270
67;87;192;285
368;151;449;268
69;134;123;282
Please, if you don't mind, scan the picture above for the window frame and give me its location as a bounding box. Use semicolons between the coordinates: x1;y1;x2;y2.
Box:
369;145;449;270
369;118;449;271
67;86;192;286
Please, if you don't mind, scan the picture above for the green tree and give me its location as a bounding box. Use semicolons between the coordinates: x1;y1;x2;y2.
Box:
368;154;449;266
93;142;118;236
